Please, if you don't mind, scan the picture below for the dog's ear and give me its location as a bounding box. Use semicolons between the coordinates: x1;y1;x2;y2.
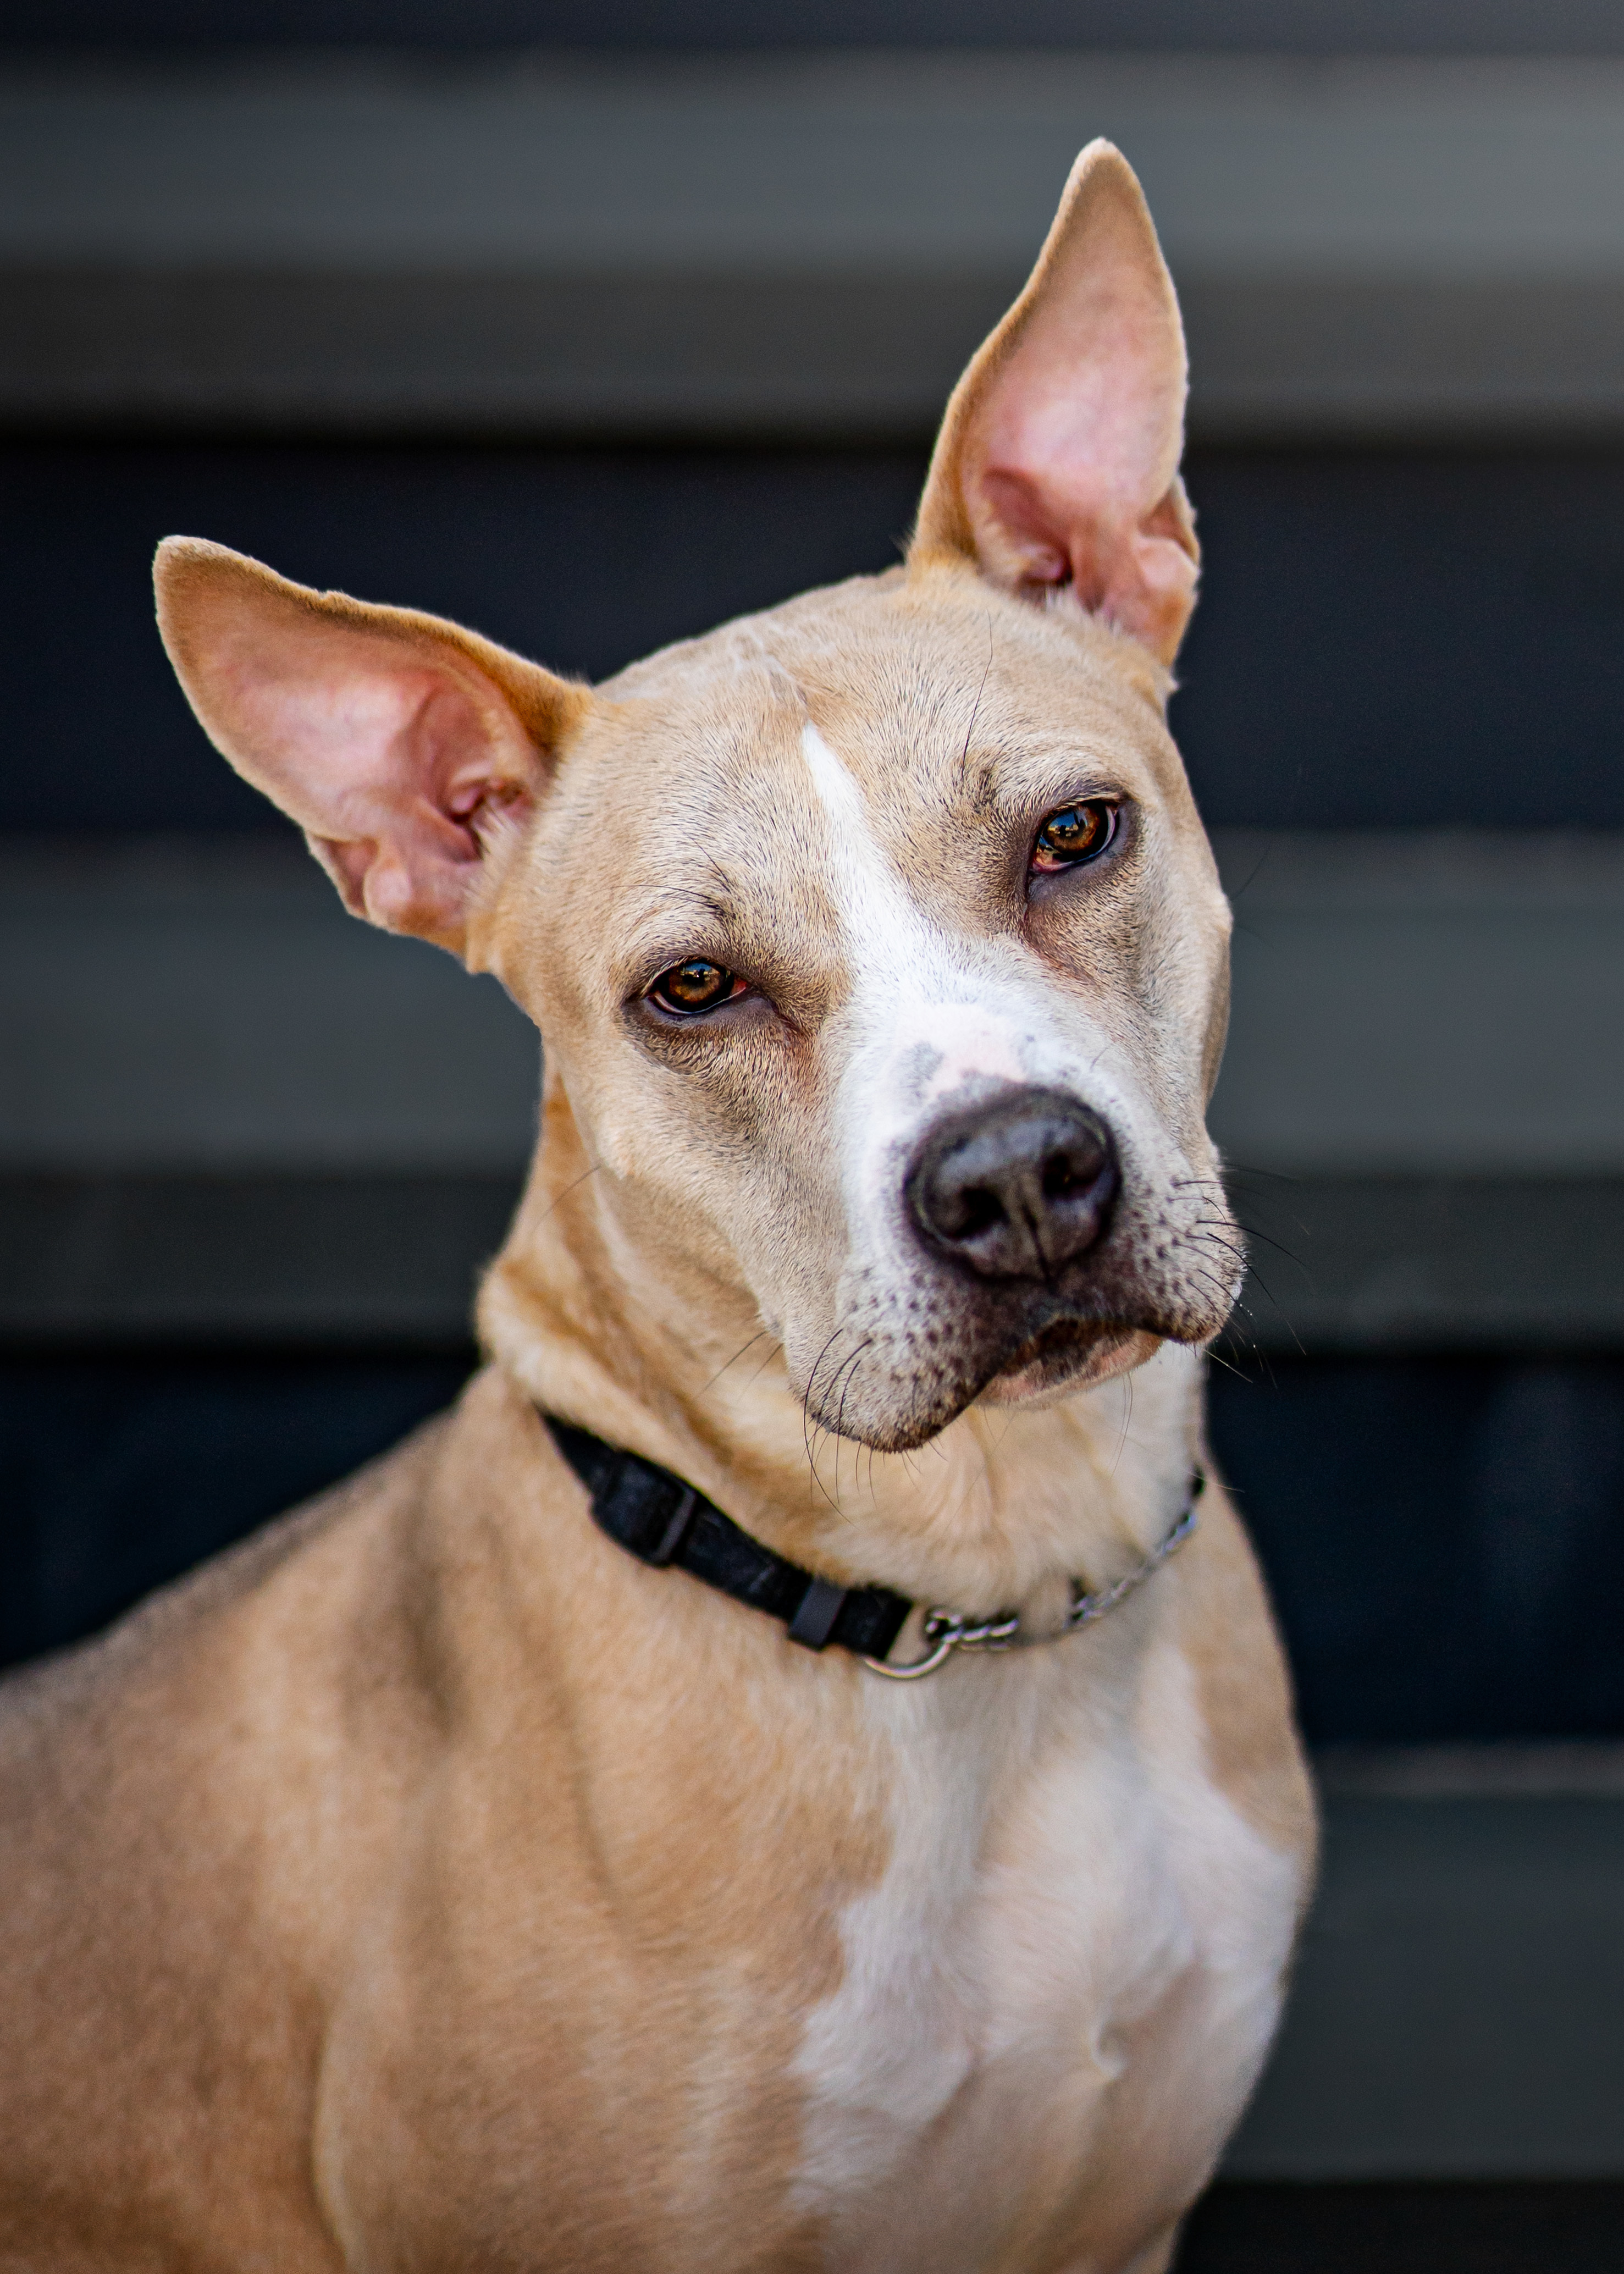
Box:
911;140;1197;667
154;537;590;956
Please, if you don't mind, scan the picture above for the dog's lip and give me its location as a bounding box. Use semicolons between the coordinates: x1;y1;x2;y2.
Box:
983;1313;1134;1387
977;1317;1153;1410
993;1313;1118;1372
982;1310;1133;1373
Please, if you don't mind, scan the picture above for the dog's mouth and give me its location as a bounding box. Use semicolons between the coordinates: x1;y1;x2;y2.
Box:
976;1314;1155;1408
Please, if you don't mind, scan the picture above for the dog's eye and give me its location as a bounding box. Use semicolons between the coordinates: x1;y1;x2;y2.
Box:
647;959;745;1017
1031;801;1116;873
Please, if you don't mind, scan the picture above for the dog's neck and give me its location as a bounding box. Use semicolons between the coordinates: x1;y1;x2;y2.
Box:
479;1078;1207;1620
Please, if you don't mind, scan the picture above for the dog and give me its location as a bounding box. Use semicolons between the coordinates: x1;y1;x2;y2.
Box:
0;142;1313;2272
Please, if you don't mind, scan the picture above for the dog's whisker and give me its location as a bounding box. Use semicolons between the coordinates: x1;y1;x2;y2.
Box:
1204;1343;1253;1383
957;621;995;772
822;1340;875;1506
697;1331;771;1400
1110;1374;1135;1476
534;1158;603;1227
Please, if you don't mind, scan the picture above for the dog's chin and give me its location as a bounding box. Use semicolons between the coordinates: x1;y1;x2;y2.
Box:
976;1320;1162;1409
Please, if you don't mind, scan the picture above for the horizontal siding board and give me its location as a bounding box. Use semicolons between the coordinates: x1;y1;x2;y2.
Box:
10;56;1624;437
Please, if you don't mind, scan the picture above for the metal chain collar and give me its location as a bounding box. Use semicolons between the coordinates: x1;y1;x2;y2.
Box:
861;1474;1204;1682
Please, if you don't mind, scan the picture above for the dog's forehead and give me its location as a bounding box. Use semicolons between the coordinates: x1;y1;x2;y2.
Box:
557;571;1179;906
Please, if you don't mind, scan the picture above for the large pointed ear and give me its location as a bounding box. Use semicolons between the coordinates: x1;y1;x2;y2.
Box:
911;140;1198;667
154;537;591;956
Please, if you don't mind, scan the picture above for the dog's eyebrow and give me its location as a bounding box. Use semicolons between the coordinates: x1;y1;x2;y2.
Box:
651;855;739;924
957;623;995;777
962;752;1003;815
649;885;735;925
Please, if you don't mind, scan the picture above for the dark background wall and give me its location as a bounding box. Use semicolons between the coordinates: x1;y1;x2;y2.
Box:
18;0;1624;50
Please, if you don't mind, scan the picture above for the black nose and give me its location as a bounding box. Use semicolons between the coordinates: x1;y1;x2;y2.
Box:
907;1089;1119;1280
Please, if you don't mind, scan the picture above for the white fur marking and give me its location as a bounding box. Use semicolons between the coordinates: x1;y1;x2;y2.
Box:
798;721;1043;1201
791;1655;1302;2270
799;721;953;1015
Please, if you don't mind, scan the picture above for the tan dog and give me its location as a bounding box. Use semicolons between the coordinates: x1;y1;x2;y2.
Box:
0;144;1312;2272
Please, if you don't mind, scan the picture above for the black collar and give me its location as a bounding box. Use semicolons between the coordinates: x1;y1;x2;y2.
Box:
544;1413;913;1661
543;1410;1203;1674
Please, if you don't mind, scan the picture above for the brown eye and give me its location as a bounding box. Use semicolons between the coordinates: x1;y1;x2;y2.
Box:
1032;801;1115;873
648;959;744;1016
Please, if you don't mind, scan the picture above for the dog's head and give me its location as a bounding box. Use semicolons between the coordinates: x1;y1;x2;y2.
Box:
156;143;1238;1455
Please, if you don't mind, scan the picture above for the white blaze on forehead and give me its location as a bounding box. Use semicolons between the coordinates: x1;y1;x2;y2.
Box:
800;719;1031;1079
798;720;937;996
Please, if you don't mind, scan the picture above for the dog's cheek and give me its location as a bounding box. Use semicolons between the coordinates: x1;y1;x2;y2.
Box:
603;1040;854;1329
617;1017;800;1152
730;1141;855;1345
1051;868;1221;1168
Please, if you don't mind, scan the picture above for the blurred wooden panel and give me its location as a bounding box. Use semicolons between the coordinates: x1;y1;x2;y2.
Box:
8;56;1624;438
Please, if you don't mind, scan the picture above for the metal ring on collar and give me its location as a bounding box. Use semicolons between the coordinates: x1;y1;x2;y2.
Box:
860;1478;1203;1682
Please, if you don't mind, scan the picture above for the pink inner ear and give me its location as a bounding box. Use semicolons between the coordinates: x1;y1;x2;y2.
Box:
229;630;533;940
954;162;1198;661
974;454;1198;657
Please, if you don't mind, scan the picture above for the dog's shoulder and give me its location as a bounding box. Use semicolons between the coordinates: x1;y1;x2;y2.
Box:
0;1394;482;2252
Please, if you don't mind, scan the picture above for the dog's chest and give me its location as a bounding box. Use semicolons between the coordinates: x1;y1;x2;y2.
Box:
789;1641;1299;2271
